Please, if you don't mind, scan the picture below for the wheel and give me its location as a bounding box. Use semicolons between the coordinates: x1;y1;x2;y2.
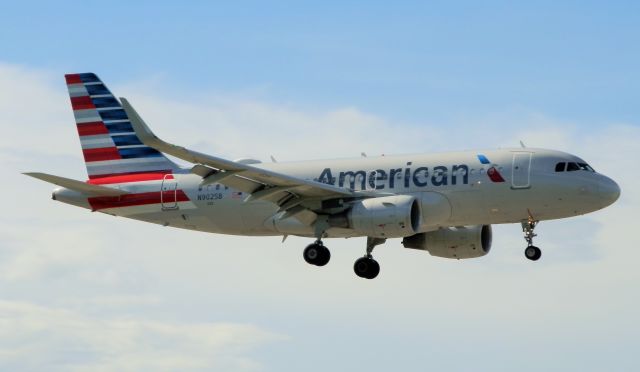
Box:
367;259;380;279
316;246;331;266
353;256;380;279
303;243;330;266
524;245;542;261
354;257;369;277
303;243;321;265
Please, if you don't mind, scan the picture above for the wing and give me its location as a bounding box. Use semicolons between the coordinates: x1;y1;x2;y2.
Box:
120;98;379;223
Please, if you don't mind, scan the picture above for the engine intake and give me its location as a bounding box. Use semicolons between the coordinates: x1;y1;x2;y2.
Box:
347;195;422;238
402;225;492;259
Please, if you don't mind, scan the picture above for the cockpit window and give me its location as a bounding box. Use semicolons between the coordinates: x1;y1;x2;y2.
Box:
578;163;595;172
555;162;566;172
567;162;580;171
565;162;596;172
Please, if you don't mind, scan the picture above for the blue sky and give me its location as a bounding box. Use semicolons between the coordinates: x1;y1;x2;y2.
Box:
1;1;639;371
2;1;639;123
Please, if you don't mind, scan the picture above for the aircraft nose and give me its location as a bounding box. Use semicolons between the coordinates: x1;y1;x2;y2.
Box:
599;176;621;206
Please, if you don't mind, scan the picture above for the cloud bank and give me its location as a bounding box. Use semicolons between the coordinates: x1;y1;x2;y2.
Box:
1;63;639;371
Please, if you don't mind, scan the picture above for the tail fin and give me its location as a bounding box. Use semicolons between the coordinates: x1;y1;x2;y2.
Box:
64;73;179;179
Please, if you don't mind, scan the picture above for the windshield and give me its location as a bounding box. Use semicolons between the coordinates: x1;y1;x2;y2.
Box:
577;163;595;172
555;162;596;173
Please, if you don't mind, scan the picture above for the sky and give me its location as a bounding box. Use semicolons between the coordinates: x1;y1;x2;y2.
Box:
1;1;639;371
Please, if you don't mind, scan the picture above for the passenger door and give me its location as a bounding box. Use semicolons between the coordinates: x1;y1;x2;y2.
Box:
511;152;532;189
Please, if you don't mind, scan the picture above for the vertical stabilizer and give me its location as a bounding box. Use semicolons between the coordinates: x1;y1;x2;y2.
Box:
65;73;179;179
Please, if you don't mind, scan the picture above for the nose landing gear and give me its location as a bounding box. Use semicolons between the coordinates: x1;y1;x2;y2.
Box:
522;219;542;261
525;245;542;261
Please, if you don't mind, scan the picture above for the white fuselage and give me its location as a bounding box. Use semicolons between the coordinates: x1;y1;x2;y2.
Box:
53;148;620;238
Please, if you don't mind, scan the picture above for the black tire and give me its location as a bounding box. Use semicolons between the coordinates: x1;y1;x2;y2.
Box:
524;246;542;261
353;257;379;279
316;246;331;267
353;258;364;276
354;257;369;277
367;259;380;279
303;243;321;265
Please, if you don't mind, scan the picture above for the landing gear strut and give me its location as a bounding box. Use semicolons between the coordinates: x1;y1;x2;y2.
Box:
522;219;542;261
304;216;331;267
354;237;385;279
303;240;331;266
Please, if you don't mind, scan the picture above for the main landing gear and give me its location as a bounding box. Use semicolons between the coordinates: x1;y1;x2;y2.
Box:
522;219;542;261
303;240;331;266
302;236;386;279
353;237;385;279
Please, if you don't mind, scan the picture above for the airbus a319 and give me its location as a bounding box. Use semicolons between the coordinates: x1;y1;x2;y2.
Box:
26;73;621;279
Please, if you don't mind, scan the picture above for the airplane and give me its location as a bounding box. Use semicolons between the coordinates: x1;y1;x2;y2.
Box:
25;73;621;279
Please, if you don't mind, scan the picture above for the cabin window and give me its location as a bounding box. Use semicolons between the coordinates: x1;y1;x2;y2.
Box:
555;162;566;172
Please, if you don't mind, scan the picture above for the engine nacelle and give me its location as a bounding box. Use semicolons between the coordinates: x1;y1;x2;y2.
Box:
348;195;421;238
402;225;492;259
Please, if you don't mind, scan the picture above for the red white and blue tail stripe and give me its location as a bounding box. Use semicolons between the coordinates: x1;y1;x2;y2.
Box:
65;73;179;179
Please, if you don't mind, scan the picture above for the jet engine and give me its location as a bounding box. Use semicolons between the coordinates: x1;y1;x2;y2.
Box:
402;225;492;259
347;195;421;238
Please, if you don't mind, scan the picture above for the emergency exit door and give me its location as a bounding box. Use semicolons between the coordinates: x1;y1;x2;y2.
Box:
161;174;178;210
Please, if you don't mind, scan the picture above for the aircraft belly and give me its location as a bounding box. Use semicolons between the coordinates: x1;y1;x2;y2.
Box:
447;185;540;225
169;177;285;235
239;202;280;235
448;189;491;225
197;198;244;233
523;183;594;221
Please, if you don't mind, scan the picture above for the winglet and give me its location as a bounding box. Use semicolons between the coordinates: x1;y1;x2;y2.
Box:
121;97;247;172
120;97;161;146
24;172;129;197
120;97;355;198
121;97;211;166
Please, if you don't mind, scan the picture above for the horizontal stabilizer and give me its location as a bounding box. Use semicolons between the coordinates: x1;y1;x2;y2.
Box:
23;172;129;197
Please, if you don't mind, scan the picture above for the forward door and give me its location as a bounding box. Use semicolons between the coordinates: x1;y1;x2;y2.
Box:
511;152;532;189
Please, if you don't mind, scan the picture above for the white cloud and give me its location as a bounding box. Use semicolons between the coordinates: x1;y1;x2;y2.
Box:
1;62;639;371
0;301;283;372
0;224;105;281
0;63;76;157
120;93;435;162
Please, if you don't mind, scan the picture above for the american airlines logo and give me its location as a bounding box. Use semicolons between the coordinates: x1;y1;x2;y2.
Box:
316;163;470;190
